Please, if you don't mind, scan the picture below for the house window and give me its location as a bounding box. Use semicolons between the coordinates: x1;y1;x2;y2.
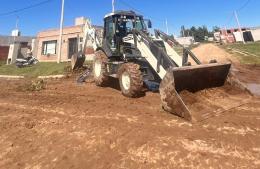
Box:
42;40;57;55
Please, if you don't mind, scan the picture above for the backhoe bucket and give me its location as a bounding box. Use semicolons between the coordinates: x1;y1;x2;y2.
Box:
159;63;231;121
71;52;86;70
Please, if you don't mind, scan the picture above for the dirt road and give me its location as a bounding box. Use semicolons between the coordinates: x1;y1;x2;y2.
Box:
0;44;260;169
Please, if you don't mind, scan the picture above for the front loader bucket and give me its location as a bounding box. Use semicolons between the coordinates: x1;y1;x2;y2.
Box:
159;63;231;121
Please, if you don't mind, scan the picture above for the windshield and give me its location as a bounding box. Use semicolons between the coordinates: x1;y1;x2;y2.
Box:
117;16;146;32
135;19;145;31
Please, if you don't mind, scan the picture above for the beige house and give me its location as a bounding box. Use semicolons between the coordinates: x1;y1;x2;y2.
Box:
36;17;102;62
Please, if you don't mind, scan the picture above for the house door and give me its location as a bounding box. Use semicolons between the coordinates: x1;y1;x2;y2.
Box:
68;38;78;59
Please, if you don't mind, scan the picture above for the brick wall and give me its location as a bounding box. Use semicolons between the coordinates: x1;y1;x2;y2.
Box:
0;46;9;60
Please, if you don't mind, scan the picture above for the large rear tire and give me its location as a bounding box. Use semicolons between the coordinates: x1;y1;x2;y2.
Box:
118;63;143;98
93;50;109;86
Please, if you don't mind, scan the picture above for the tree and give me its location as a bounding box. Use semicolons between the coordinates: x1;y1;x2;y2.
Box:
212;26;221;32
179;25;217;42
180;25;186;37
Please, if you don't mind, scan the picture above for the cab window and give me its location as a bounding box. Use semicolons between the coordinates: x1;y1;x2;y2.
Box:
105;18;114;46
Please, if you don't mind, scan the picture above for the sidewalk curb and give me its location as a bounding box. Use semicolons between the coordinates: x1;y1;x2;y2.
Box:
0;75;65;80
0;75;24;80
38;75;66;79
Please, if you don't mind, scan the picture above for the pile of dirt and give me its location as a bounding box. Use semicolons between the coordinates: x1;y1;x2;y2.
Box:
191;43;238;64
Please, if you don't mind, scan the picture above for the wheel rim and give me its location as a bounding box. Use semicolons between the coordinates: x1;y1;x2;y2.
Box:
122;72;131;90
94;61;102;77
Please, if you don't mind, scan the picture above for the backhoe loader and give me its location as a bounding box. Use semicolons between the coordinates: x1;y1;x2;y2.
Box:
72;11;231;121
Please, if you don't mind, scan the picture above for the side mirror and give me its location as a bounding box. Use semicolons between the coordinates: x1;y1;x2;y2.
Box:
148;20;152;28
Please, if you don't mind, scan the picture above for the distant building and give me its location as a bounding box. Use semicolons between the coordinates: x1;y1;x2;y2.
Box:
219;27;260;43
219;28;248;43
0;36;10;61
0;35;34;62
213;32;221;42
36;17;103;62
250;27;260;42
207;37;214;42
175;36;195;46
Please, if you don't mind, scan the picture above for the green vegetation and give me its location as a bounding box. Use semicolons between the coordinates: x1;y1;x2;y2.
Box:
173;43;200;56
17;79;47;92
173;46;184;56
0;60;5;66
222;42;260;65
226;42;260;56
180;25;220;42
0;62;69;78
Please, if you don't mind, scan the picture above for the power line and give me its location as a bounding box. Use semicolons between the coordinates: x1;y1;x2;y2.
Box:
117;0;144;15
223;0;252;29
238;0;251;11
224;12;234;27
0;0;54;17
118;0;179;34
117;0;164;23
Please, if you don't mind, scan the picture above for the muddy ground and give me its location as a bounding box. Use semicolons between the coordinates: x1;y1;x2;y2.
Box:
0;44;260;169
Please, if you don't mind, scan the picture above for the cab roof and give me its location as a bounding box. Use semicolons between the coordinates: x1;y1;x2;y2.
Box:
104;10;143;19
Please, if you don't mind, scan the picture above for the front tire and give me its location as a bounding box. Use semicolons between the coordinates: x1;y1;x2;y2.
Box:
118;63;143;98
93;50;109;86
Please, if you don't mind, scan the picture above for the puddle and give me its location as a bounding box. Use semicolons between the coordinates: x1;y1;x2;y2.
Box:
247;83;260;96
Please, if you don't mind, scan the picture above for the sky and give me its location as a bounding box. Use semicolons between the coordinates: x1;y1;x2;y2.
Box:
0;0;259;36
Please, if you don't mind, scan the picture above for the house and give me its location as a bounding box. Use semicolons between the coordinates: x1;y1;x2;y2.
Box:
36;17;103;62
219;28;247;43
0;34;34;63
219;27;260;43
220;28;247;43
250;27;260;41
213;32;221;42
0;37;9;61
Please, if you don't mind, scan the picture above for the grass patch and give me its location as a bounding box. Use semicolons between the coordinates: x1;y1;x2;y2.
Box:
0;62;69;78
173;43;200;56
226;42;260;56
233;53;260;65
222;42;260;65
0;60;6;66
173;46;183;56
17;79;47;92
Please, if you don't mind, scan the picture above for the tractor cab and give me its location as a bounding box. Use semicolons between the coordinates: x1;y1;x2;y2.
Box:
102;11;150;58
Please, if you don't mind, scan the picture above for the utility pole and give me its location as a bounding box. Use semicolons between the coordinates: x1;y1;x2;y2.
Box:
14;16;19;42
57;0;65;63
15;16;19;30
112;0;115;12
165;18;169;34
234;10;245;44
